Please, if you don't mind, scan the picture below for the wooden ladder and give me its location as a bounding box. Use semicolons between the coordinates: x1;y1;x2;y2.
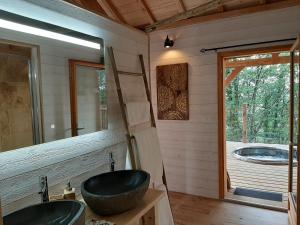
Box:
107;46;169;188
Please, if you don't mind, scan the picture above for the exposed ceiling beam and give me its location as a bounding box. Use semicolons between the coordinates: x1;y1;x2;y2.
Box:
145;0;225;32
271;52;280;60
152;0;300;31
135;23;152;30
224;53;299;86
291;35;300;50
224;56;299;68
65;0;108;17
80;0;106;15
96;0;120;21
177;0;187;12
105;0;127;24
72;0;83;5
63;0;146;34
217;4;225;12
140;0;156;23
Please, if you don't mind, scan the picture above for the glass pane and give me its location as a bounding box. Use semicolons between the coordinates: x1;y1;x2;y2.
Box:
76;65;107;136
292;48;299;201
293;50;299;144
225;59;290;144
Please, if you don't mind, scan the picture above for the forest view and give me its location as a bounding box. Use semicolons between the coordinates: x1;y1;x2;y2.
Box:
226;57;291;144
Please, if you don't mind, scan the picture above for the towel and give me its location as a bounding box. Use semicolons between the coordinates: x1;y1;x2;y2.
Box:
125;101;150;127
133;127;174;225
133;127;163;185
119;75;147;102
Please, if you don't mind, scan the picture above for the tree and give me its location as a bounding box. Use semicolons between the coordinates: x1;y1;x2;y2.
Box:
226;63;290;144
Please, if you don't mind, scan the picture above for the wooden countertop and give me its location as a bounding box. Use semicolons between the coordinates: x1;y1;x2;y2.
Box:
81;189;164;225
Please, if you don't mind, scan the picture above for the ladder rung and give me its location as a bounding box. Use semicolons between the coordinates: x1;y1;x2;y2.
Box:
117;70;143;76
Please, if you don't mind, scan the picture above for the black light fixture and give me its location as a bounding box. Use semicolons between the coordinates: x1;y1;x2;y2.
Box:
164;35;174;48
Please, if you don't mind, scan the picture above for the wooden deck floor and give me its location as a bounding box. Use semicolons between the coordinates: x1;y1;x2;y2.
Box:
169;191;289;225
227;142;297;207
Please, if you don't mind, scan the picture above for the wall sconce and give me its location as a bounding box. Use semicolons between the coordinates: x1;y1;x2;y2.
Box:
164;35;174;48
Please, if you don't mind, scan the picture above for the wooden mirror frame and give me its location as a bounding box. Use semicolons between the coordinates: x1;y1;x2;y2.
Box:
69;59;105;136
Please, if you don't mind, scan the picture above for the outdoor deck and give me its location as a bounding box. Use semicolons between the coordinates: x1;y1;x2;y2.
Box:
226;142;297;207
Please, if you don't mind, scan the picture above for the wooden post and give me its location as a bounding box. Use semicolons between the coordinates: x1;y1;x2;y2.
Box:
242;104;248;143
107;47;137;169
0;198;3;225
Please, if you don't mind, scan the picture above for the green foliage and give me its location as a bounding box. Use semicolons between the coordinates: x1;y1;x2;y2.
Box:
226;64;290;144
97;70;107;105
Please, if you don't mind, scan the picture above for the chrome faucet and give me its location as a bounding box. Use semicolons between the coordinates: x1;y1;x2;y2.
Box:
39;176;49;203
109;152;115;172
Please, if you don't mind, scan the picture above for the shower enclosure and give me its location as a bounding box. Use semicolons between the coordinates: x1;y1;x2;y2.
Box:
0;41;42;152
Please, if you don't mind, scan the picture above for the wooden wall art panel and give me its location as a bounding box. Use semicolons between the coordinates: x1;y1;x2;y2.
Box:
156;63;189;120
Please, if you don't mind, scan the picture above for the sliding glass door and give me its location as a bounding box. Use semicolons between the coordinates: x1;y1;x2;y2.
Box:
289;36;300;225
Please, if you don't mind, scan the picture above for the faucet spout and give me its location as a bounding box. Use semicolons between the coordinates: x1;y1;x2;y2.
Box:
39;176;49;203
109;152;115;172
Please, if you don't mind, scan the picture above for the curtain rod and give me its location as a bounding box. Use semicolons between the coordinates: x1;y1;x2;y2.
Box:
200;38;296;53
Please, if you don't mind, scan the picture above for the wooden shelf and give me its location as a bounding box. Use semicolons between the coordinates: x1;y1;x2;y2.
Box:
82;189;164;225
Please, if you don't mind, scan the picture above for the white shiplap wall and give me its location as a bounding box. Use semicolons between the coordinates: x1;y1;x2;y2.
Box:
0;0;148;215
150;6;300;198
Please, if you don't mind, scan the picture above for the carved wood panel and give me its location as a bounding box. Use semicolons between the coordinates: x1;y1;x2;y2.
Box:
156;63;189;120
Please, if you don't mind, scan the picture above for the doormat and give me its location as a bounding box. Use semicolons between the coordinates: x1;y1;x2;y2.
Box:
234;187;282;202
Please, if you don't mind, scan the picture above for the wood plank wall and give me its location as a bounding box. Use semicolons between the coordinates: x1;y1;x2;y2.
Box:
0;0;149;215
149;6;300;199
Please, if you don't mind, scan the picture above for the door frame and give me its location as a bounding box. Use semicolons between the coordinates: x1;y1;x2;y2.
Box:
218;44;292;200
288;36;300;225
69;59;105;136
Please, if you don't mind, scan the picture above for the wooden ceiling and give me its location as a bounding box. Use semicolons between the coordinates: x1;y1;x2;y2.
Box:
64;0;300;32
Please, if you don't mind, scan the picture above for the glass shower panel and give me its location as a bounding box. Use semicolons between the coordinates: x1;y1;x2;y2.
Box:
76;65;107;136
293;48;299;202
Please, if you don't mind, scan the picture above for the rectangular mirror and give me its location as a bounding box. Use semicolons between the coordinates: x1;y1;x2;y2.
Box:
0;10;105;152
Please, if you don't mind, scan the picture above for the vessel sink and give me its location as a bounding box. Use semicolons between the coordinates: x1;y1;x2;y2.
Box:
81;170;150;216
3;200;85;225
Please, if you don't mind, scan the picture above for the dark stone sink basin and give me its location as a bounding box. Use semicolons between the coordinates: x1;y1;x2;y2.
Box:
3;200;85;225
81;170;150;216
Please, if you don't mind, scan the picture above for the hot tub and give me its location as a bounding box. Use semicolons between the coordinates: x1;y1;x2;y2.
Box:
232;146;298;165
